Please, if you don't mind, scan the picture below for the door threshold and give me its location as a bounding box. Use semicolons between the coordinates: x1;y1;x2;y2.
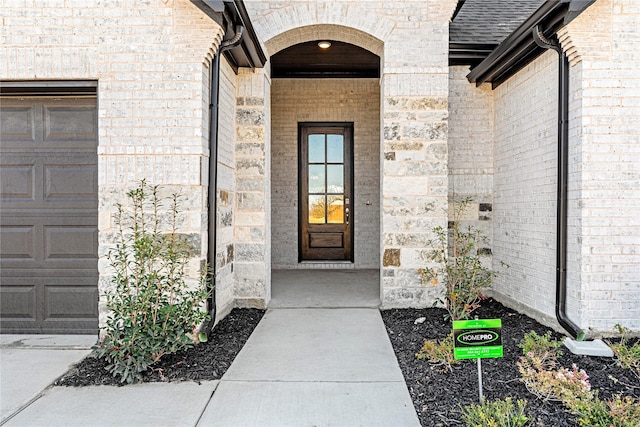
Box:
297;261;355;269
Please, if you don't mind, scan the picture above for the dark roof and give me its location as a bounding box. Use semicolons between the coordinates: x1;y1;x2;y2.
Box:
450;0;595;84
449;0;546;66
467;0;595;87
450;0;546;45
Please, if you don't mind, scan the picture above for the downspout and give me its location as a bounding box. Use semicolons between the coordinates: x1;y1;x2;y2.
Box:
532;25;585;340
204;23;244;332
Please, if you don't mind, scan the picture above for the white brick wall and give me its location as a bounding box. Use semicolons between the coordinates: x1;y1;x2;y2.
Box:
561;0;640;332
10;0;631;328
214;58;238;319
490;0;640;333
492;51;560;323
1;0;223;190
448;66;494;249
448;67;494;181
0;0;225;327
270;78;381;269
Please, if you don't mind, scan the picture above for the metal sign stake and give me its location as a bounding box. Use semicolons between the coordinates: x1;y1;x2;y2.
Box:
477;357;483;402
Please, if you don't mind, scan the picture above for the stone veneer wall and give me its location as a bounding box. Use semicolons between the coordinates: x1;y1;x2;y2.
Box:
233;70;271;308
0;0;224;327
270;78;380;269
214;58;238;319
381;83;450;307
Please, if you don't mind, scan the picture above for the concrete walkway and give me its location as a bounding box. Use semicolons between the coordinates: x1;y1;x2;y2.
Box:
199;308;419;426
270;269;380;308
1;270;420;426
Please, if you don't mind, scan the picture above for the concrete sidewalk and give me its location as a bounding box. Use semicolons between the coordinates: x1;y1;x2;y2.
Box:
1;308;419;426
0;335;96;424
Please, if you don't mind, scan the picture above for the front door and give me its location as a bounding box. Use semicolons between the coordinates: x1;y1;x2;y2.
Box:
299;123;353;261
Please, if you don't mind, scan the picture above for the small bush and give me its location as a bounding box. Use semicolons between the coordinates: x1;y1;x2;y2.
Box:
460;397;529;427
607;324;640;379
567;393;640;427
518;356;591;403
421;197;499;320
517;330;590;402
608;395;640;427
96;181;210;383
516;329;640;426
517;330;563;362
416;333;459;373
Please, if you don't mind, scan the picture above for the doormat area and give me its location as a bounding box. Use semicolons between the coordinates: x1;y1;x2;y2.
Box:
55;308;265;386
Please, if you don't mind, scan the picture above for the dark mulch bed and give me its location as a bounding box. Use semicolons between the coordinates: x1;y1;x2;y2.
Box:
55;308;264;386
381;298;639;427
55;300;637;426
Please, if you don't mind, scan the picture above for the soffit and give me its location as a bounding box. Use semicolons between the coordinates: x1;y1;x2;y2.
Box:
271;41;380;79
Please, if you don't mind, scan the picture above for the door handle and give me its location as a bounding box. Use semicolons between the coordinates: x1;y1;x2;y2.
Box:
345;207;350;224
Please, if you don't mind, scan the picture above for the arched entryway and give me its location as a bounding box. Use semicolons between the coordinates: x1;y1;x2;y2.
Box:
267;26;383;306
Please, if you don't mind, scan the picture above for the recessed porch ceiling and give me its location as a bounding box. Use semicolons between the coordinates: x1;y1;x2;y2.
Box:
271;40;380;79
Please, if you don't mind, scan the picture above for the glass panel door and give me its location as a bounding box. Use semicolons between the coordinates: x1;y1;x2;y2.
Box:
299;124;353;261
307;134;345;225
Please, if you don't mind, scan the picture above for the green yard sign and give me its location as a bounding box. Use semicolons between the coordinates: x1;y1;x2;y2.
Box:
453;318;503;360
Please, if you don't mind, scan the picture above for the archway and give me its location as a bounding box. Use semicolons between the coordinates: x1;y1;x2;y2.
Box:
267;26;383;306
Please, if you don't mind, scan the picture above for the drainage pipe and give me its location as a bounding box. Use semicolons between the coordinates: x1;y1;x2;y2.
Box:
204;23;244;333
532;25;585;340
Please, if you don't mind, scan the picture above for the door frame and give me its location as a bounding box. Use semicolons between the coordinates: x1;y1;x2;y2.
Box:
298;122;354;262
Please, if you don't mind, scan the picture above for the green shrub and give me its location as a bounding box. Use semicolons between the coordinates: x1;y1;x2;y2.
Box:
416;333;459;373
607;324;640;379
460;397;529;427
420;197;499;320
96;181;210;383
518;331;563;360
517;331;591;403
516;329;640;426
517;330;562;374
567;393;640;427
518;358;592;403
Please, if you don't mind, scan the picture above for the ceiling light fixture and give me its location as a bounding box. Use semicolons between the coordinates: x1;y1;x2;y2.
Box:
317;41;331;49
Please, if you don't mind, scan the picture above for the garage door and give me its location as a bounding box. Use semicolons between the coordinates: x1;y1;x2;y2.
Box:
0;95;98;334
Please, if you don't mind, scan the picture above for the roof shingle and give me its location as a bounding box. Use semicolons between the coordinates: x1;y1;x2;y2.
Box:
450;0;546;45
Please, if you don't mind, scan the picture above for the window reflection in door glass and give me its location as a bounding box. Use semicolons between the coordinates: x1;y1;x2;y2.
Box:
326;165;343;193
308;165;325;193
326;134;343;163
308;195;326;224
327;195;344;224
309;135;325;163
